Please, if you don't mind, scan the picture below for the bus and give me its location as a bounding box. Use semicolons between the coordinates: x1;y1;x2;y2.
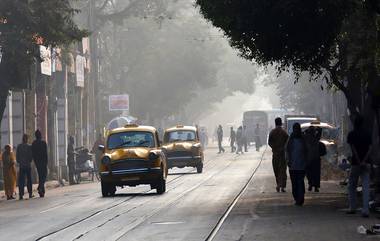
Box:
242;109;290;144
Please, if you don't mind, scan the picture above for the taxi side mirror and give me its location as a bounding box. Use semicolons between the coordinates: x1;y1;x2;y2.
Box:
98;145;105;152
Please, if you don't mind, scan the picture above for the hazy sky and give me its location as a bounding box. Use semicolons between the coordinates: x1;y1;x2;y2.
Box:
199;81;280;130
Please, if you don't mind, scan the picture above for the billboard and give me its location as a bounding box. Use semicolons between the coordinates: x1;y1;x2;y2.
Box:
76;55;85;87
40;46;52;76
109;94;130;111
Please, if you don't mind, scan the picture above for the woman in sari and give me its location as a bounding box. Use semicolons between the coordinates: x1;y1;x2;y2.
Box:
2;145;17;200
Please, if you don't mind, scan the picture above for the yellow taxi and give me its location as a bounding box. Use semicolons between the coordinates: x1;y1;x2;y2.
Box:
98;124;168;197
162;125;204;173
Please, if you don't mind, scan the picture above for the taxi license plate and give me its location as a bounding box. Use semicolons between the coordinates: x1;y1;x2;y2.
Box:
121;177;140;181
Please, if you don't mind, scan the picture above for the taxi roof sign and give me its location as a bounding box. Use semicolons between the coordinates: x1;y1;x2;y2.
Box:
124;123;139;128
176;125;184;128
310;120;321;125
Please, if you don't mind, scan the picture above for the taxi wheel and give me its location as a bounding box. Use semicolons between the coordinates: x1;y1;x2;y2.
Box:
156;167;166;194
101;181;116;197
156;178;166;194
196;163;203;173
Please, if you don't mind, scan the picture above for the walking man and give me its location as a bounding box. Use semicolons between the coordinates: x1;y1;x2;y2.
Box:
286;123;307;206
304;126;323;192
236;126;244;154
243;126;248;152
229;127;236;153
67;136;76;185
32;130;48;197
254;124;262;152
92;134;104;173
268;118;289;193
346;116;372;217
217;125;225;153
17;134;34;200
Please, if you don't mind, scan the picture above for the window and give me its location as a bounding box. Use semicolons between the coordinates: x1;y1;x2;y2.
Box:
107;131;155;149
164;130;196;143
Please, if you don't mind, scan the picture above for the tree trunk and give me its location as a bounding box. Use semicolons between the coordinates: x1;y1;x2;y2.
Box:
0;59;11;131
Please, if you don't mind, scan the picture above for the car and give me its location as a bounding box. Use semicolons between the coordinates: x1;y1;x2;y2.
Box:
98;124;168;197
301;121;339;165
285;115;319;134
162;125;204;173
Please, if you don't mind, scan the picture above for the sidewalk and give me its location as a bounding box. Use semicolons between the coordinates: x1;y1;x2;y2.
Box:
214;154;379;241
0;177;96;201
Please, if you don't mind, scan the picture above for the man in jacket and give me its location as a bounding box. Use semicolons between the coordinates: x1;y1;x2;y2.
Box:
229;127;236;153
268;118;289;193
32;130;48;197
67;136;76;185
286;123;307;206
346;116;372;218
217;125;225;153
17;134;34;200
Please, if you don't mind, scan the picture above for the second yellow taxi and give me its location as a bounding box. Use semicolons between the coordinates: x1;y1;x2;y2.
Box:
162;125;204;173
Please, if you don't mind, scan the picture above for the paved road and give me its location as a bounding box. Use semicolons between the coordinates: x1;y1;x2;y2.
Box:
214;150;378;241
0;148;265;241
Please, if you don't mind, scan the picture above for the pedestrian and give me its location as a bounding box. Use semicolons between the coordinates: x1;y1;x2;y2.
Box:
304;126;323;192
92;134;104;173
217;125;225;153
268;118;289;193
16;134;34;200
286;123;307;206
32;130;48;197
2;145;17;200
243;126;248;152
199;128;207;149
68;136;76;185
254;124;262;152
346;115;372;218
236;126;244;154
229;127;236;153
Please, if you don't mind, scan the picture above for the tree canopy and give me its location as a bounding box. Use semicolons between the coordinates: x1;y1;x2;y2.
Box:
0;0;87;65
94;0;260;124
0;0;88;123
196;0;351;75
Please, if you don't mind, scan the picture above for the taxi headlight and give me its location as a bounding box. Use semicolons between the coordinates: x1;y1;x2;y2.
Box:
192;143;201;152
101;156;111;165
149;152;159;161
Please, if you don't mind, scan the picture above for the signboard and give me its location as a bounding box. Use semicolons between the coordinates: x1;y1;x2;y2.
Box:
40;46;52;76
76;55;85;87
109;95;129;111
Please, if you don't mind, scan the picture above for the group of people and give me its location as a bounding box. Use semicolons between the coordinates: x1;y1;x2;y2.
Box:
229;126;248;154
269;116;371;217
269;118;326;206
216;124;262;155
1;130;48;200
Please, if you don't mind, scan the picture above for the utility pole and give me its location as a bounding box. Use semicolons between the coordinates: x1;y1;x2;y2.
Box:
89;0;101;137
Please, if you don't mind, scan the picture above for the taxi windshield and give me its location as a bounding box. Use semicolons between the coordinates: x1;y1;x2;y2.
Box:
107;131;155;149
164;130;196;143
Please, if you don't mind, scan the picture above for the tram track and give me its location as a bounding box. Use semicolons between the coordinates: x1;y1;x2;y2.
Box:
205;146;267;241
35;151;221;241
109;153;242;241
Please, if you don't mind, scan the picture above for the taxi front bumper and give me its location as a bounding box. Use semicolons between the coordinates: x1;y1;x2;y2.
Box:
167;155;202;168
100;167;162;186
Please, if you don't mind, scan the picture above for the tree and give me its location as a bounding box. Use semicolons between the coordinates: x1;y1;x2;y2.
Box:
0;0;87;126
92;0;260;125
196;0;380;128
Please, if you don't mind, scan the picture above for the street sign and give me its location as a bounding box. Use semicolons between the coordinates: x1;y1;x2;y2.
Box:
109;94;130;111
40;46;52;76
76;55;85;87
